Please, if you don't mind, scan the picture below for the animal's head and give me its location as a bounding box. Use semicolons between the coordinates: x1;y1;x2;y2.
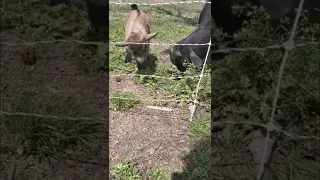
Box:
116;32;157;63
159;45;185;72
170;45;187;72
186;46;203;69
160;45;203;72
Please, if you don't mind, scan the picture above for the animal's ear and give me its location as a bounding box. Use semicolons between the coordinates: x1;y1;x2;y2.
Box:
160;49;170;56
170;45;182;57
144;32;158;41
187;46;203;68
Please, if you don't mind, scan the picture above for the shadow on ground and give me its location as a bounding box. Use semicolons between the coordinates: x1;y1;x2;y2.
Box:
171;138;211;180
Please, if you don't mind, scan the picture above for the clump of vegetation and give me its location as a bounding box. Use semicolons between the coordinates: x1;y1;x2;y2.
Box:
3;96;101;161
1;0;108;73
211;4;320;179
75;44;108;73
110;159;171;180
109;4;211;179
110;160;142;180
212;5;319;130
110;92;140;111
0;0;88;41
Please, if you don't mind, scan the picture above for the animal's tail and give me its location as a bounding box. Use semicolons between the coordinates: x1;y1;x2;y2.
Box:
130;4;138;11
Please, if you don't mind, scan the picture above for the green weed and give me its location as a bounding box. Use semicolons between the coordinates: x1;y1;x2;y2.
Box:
110;160;142;180
2;96;101;161
110;92;140;111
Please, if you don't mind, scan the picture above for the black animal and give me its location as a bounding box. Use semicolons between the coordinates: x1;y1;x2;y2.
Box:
162;0;319;72
210;0;319;60
211;0;280;36
258;0;319;22
160;0;212;72
212;0;319;37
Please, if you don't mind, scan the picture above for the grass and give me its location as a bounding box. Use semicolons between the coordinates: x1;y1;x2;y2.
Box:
1;0;108;73
110;160;142;180
110;92;141;111
110;159;172;180
75;44;109;73
109;4;211;106
0;0;89;41
211;6;320;179
189;119;211;139
110;145;211;180
109;108;211;180
109;3;211;179
1;1;211;178
2;96;102;162
1;2;111;179
4;1;318;180
1;0;318;180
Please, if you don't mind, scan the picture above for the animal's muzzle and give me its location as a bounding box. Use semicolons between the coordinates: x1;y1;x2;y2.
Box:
137;57;147;63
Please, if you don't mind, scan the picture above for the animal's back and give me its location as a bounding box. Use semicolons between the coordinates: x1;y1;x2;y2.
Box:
178;26;211;61
131;9;150;35
125;4;150;40
198;1;211;27
125;10;140;40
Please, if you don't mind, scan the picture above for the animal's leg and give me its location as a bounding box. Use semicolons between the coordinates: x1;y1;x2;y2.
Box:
125;48;132;64
136;62;145;70
136;56;146;70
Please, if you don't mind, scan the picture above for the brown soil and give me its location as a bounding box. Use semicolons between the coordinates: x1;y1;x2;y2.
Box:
109;74;191;172
1;29;191;179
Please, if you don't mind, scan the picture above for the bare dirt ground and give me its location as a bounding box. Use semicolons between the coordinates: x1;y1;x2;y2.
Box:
1;30;192;179
0;32;109;180
109;73;191;172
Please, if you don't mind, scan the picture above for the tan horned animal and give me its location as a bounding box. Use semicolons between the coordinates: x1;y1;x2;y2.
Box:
116;4;157;69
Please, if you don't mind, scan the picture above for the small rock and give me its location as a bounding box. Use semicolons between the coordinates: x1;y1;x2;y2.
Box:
25;65;36;72
115;77;121;82
16;146;24;155
147;148;155;155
